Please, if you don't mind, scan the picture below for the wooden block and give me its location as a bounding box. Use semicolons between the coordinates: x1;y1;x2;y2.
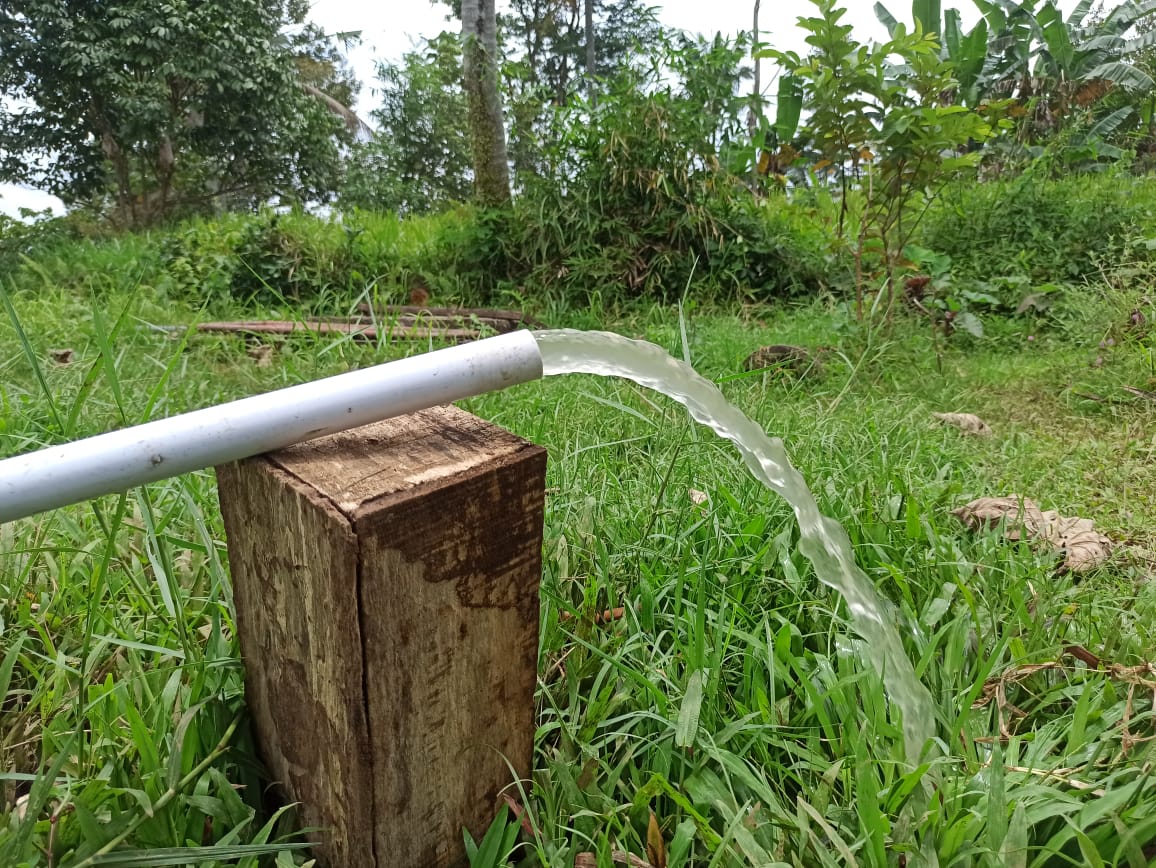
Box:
216;406;546;867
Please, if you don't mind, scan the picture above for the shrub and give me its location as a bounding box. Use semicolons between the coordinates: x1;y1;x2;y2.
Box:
430;43;839;305
155;209;481;308
0;209;113;281
920;171;1156;283
158;210;371;306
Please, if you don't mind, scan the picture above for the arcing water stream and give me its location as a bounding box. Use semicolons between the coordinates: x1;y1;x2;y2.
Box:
534;329;936;769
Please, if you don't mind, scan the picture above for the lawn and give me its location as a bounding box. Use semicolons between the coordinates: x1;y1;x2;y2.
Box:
1;272;1155;866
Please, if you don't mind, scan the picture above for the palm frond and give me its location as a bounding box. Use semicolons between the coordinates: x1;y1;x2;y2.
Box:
301;83;373;140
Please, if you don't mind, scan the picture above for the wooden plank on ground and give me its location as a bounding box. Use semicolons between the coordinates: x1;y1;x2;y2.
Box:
357;303;548;330
196;319;479;342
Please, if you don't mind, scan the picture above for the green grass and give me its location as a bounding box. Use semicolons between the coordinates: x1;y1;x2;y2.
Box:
1;249;1155;866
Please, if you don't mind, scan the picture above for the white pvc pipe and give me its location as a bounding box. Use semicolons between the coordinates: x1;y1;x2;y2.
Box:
0;330;544;524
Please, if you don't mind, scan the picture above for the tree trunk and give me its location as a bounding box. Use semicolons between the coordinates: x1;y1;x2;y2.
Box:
748;0;761;187
585;0;596;104
461;0;511;206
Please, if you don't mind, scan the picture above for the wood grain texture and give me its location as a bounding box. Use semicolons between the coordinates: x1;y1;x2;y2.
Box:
217;458;372;866
217;406;546;868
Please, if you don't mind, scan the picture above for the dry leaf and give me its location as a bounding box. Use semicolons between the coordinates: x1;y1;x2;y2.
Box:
953;495;1111;573
952;496;1045;541
932;412;992;437
247;344;274;367
48;348;74;365
500;792;535;838
744;801;762;830
559;606;626;626
1041;513;1112;574
646;810;667;868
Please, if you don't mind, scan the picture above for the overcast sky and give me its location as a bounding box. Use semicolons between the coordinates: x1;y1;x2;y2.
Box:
315;0;912;114
0;0;1083;218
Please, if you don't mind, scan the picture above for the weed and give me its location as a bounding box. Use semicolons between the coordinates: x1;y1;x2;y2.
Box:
1;231;1155;864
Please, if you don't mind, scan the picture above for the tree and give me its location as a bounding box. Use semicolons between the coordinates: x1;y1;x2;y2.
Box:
0;0;353;226
500;0;663;177
585;0;596;102
340;33;472;213
768;0;999;316
462;0;511;206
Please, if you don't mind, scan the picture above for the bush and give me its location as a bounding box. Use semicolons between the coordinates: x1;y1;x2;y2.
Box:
0;209;113;281
920;171;1156;283
428;35;840;305
155;208;481;308
157;211;363;305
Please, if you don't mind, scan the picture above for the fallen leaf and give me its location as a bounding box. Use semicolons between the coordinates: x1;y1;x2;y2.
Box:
952;496;1045;542
1041;512;1112;574
1015;293;1055;314
646;811;667;868
932;412;992;437
247;344;274;367
954;495;1111;573
1064;645;1100;668
500;792;535;838
743;345;820;376
48;348;74;365
559;606;626;626
744;801;762;830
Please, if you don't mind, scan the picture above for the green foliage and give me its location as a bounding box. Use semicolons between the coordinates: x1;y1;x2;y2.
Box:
768;0;1000;314
437;34;835;302
0;284;310;863
152;208;481;307
340;33;473;214
499;0;665;178
156;211;378;305
3;240;1156;862
0;211;103;276
0;0;352;226
872;0;1156;170
920;171;1156;282
463;805;521;868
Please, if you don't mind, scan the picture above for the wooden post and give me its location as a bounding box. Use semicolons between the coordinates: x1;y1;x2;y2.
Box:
216;406;546;868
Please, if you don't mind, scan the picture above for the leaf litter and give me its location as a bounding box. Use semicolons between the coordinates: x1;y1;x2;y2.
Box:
953;495;1112;573
932;411;992;436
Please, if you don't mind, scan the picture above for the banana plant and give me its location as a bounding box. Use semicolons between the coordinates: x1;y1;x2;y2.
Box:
880;0;1156;137
774;73;804;145
875;1;993;106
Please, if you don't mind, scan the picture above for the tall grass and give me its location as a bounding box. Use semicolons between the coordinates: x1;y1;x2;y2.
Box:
0;225;1154;864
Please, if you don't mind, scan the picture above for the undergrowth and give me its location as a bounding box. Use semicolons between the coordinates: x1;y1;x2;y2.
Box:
1;243;1154;864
